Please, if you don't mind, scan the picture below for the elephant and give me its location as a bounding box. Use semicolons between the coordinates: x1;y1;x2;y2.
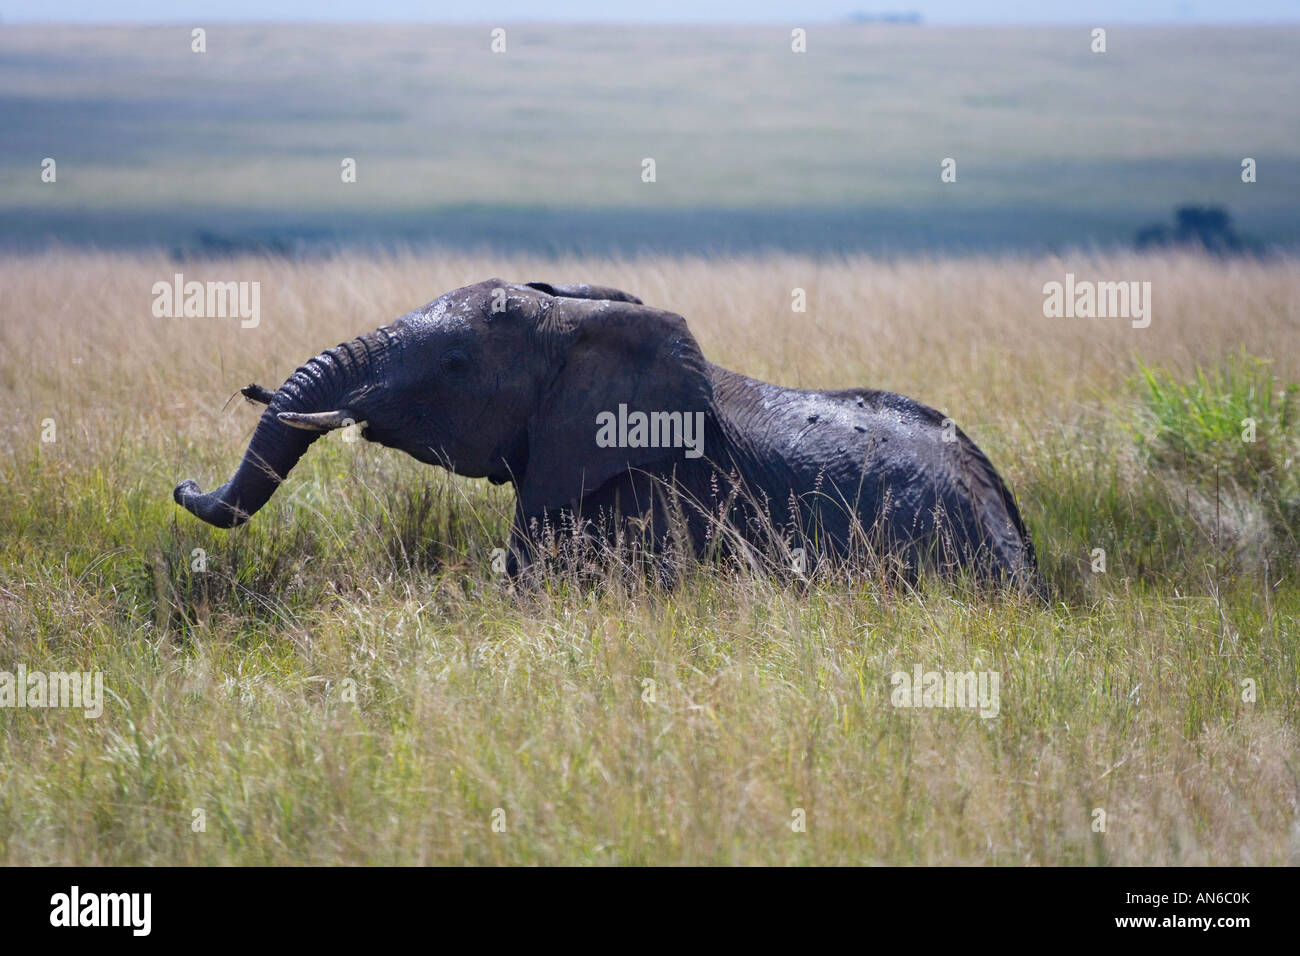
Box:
174;279;1042;592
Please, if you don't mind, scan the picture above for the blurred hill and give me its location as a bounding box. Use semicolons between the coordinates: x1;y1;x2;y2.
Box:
1;23;1296;255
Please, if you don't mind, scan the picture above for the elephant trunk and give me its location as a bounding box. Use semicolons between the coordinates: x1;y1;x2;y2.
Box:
174;330;393;528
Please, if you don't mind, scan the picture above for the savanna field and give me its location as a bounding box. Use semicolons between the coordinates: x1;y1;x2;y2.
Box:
0;250;1296;864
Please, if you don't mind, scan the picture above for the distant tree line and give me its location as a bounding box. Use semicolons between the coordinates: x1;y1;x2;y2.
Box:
846;11;923;24
1136;205;1261;256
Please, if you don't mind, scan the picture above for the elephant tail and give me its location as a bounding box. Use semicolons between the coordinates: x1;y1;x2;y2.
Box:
952;430;1047;600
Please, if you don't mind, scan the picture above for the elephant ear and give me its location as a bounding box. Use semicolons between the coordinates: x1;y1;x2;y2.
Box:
520;298;712;515
525;280;644;305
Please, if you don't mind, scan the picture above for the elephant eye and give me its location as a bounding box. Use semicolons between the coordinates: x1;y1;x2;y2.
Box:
439;348;470;375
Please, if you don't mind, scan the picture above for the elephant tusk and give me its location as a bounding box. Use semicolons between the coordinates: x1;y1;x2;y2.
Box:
277;410;364;432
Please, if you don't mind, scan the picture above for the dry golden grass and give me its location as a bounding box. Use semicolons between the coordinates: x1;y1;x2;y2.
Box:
5;249;1296;429
0;249;1297;865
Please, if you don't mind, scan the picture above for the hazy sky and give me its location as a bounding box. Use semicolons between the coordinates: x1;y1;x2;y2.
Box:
4;1;1298;24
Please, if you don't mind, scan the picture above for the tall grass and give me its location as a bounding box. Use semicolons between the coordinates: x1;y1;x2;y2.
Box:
0;250;1297;864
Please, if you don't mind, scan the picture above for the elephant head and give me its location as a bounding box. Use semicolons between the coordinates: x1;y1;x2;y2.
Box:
173;280;713;528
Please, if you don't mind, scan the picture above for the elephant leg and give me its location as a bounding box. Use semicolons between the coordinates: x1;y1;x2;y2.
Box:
509;472;691;583
506;501;536;578
507;501;589;577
